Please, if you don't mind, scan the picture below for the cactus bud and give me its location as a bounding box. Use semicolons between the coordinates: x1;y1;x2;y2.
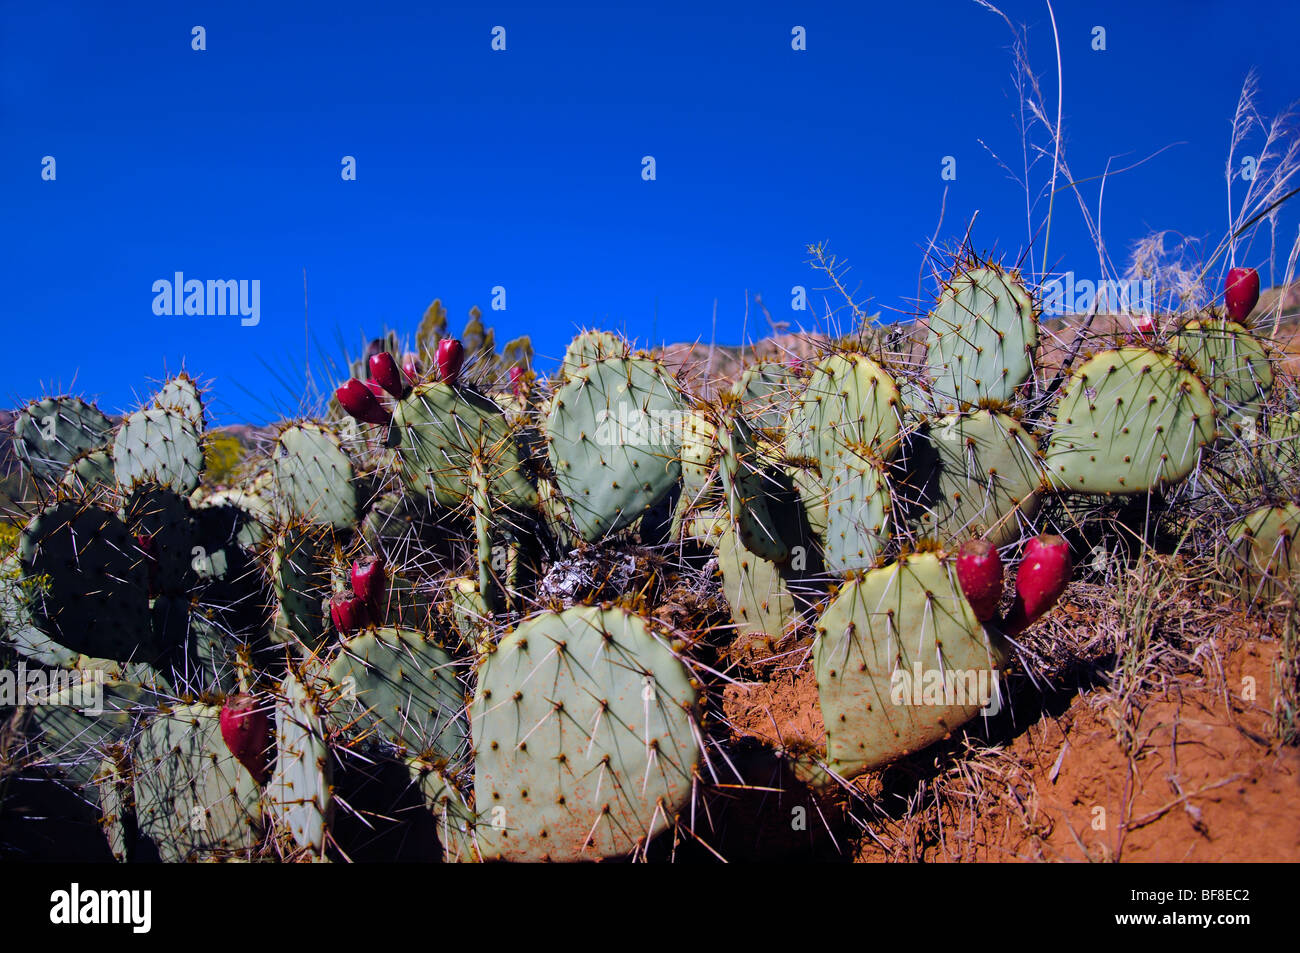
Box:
1225;267;1260;323
368;352;408;399
509;365;524;397
402;352;423;385
336;378;391;425
350;555;387;614
437;338;465;385
1002;534;1072;635
219;693;272;785
955;539;1002;622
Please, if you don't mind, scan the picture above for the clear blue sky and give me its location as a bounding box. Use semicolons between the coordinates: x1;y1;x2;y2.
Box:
4;0;1298;425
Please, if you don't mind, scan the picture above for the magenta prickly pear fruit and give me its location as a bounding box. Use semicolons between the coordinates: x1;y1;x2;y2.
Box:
402;352;422;385
508;365;524;393
350;555;386;614
1003;534;1072;635
956;539;1003;622
368;351;408;399
1130;313;1154;335
1225;267;1260;323
336;378;391;425
219;693;272;785
330;590;370;635
437;338;465;385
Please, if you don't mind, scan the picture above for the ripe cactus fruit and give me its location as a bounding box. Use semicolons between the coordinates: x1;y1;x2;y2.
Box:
436;338;465;384
1045;348;1216;494
927;265;1038;411
546;356;686;540
330;590;370;635
336;378;392;425
369;351;409;399
350;555;386;612
956;539;1003;622
402;353;423;384
219;693;272;785
1002;534;1071;635
471;605;700;861
508;365;524;395
1225;266;1260;323
814;551;1008;780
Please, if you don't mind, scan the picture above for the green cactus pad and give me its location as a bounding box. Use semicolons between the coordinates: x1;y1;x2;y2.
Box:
325;627;468;762
822;450;892;573
121;482;200;595
926;266;1038;411
60;449;116;497
0;553;79;667
923;411;1044;546
12;396;115;485
197;487;275;550
719;410;788;562
94;752;133;861
717;523;795;641
112;407;205;494
394;382;538;510
151;373;206;429
784;353;901;471
1173;319;1273;431
270;670;333;857
408;758;478;862
814;551;1007;780
18;501;158;662
560;330;630;378
270;524;334;651
28;679;157;794
1225;503;1300;604
1044;348;1216;494
679;412;718;507
472;606;700;861
547;357;686;541
132;704;263;861
732;361;797;434
271;423;358;530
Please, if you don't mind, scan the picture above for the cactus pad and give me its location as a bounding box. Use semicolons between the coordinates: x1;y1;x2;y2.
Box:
13;396;114;485
112;407;205;494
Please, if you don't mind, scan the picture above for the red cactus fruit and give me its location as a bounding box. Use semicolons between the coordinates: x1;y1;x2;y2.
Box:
219;694;272;785
330;590;370;635
1130;313;1154;334
336;378;391;425
402;352;423;385
955;539;1003;622
350;555;387;614
1225;267;1260;323
1003;534;1072;635
363;377;388;402
437;338;465;385
135;533;160;597
368;351;408;399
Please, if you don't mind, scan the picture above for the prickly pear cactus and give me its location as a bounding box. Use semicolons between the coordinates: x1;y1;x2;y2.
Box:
547;357;686;541
269;669;332;858
272;423;358;530
132;704;263;861
821;449;892;573
152;372;206;428
1225;502;1300;603
471;606;700;861
112;407;205;493
1045;348;1216;494
325;627;469;761
813;551;1007;780
927;266;1037;411
785;352;901;471
12;396;115;484
1173;319;1273;432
